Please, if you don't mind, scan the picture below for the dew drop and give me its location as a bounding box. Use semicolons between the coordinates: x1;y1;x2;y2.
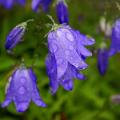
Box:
69;45;74;50
51;43;58;53
65;50;71;56
20;77;26;84
18;86;25;94
57;58;64;65
66;32;74;42
57;30;62;37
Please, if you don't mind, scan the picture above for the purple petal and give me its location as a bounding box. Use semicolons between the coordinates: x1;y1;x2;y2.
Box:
5;24;25;50
48;32;68;78
75;30;95;46
31;87;46;107
13;86;31;112
41;0;52;12
27;68;46;107
65;48;88;69
16;102;30;112
62;63;86;80
1;77;13;108
56;28;88;69
76;73;86;80
46;53;59;94
28;68;37;82
4;0;13;9
77;44;92;57
109;48;116;56
97;48;109;75
56;56;68;79
1;94;12;108
68;64;86;80
56;0;69;24
32;0;51;12
32;0;41;12
60;79;73;91
48;32;59;53
110;19;120;55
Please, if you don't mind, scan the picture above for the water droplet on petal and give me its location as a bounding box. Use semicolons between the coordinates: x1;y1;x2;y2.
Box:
57;30;62;37
57;58;64;65
20;77;26;84
18;86;25;94
69;45;74;50
66;32;74;42
65;50;71;56
51;43;58;53
56;58;67;79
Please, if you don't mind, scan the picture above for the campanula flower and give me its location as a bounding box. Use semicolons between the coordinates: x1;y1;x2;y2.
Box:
46;24;95;94
1;0;25;9
5;19;33;51
56;0;69;24
32;0;52;12
97;48;109;75
109;19;120;56
2;66;46;112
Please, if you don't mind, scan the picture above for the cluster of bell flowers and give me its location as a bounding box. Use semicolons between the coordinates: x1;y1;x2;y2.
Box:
3;20;95;112
96;16;120;76
2;0;120;112
1;0;96;112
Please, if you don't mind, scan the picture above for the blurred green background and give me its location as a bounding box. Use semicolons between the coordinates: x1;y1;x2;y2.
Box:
0;0;120;120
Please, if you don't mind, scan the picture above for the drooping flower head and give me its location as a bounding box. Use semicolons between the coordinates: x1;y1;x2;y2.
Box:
2;66;46;112
56;0;69;24
5;19;33;51
46;21;95;94
109;19;120;56
97;47;109;76
1;0;25;9
32;0;52;12
97;17;110;76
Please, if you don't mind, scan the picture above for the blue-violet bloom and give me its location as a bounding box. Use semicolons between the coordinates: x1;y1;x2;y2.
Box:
32;0;52;12
46;24;95;94
109;19;120;56
56;0;69;24
2;66;46;112
97;48;109;75
5;20;32;51
1;0;25;9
